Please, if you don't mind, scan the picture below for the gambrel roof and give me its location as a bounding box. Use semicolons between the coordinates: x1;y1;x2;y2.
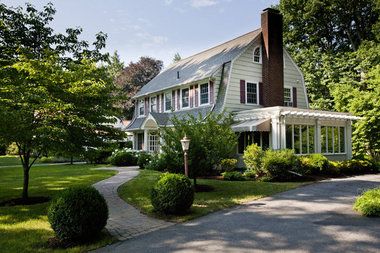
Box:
134;28;261;98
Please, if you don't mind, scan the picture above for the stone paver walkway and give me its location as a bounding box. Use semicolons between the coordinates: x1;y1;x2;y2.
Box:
93;167;174;240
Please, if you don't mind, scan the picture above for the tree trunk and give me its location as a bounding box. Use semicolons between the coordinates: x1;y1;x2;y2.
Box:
70;156;73;165
193;177;197;186
22;164;30;200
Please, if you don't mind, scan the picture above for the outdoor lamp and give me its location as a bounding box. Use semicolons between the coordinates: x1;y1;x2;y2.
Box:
180;135;190;177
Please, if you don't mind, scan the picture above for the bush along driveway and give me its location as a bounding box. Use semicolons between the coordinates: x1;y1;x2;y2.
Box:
96;174;380;253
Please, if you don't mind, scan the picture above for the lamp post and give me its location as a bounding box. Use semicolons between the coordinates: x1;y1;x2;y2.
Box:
180;135;190;177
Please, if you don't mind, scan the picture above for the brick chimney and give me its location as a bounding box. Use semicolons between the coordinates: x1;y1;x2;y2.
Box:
261;8;284;107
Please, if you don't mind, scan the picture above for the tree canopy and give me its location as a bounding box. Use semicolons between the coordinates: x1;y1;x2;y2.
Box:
115;56;163;119
279;0;380;158
0;3;124;199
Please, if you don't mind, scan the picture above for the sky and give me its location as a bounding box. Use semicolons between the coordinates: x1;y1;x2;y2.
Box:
3;0;279;67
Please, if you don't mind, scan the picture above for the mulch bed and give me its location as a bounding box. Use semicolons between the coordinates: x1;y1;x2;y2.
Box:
0;196;50;207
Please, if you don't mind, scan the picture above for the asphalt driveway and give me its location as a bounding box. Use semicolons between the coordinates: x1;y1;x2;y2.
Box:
95;174;380;253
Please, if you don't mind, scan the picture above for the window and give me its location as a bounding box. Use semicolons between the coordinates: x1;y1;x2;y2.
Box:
284;87;293;107
138;99;144;116
253;46;261;63
286;124;316;154
321;126;346;154
246;82;258;104
200;83;209;105
181;88;189;108
165;91;172;111
150;97;157;112
137;133;144;150
148;132;159;152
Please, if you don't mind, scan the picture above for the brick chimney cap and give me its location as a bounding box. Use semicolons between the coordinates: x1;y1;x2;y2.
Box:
262;8;280;14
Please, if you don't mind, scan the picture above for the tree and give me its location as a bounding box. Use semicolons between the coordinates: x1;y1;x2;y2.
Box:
173;52;182;63
279;0;380;158
0;3;124;200
116;57;163;119
160;112;237;185
279;0;379;109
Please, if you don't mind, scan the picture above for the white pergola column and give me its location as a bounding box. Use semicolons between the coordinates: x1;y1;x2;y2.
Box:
271;116;280;150
280;116;286;149
346;120;352;159
315;119;321;153
143;129;149;151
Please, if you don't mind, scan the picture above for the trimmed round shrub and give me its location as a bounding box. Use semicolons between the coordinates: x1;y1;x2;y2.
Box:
137;151;153;169
109;149;138;166
222;171;245;181
151;173;194;214
354;187;380;217
48;186;108;241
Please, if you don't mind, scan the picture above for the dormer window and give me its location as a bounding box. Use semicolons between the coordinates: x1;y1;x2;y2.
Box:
138;99;145;116
253;46;261;63
164;91;172;111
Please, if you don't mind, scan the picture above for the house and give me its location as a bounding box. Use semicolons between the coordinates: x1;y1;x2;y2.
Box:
126;8;358;162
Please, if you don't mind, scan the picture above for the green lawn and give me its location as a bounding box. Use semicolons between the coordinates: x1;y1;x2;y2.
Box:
0;163;117;253
118;170;305;222
0;156;37;166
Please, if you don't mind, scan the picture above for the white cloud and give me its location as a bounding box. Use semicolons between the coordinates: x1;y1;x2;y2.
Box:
190;0;218;8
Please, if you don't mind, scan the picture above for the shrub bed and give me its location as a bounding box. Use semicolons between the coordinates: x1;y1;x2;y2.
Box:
108;149;138;166
137;151;153;169
222;171;245;181
354;187;380;217
48;186;108;242
151;173;194;214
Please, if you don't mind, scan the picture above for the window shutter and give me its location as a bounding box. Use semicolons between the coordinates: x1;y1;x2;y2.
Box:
189;86;194;108
144;97;149;115
292;87;297;107
177;89;180;110
240;80;246;104
194;84;199;107
259;82;264;106
161;94;164;111
172;90;176;111
209;81;214;105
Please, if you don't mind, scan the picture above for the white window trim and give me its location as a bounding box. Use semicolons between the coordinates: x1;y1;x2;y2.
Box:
138;99;145;117
150;96;157;113
164;91;172;112
245;81;259;105
253;46;262;64
284;86;293;107
199;83;210;106
180;87;190;109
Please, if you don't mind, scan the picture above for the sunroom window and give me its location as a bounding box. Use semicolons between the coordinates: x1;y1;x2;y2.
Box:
286;124;315;154
321;126;345;154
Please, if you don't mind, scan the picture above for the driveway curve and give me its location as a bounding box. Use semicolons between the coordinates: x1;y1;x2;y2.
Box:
93;167;173;240
95;174;380;253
